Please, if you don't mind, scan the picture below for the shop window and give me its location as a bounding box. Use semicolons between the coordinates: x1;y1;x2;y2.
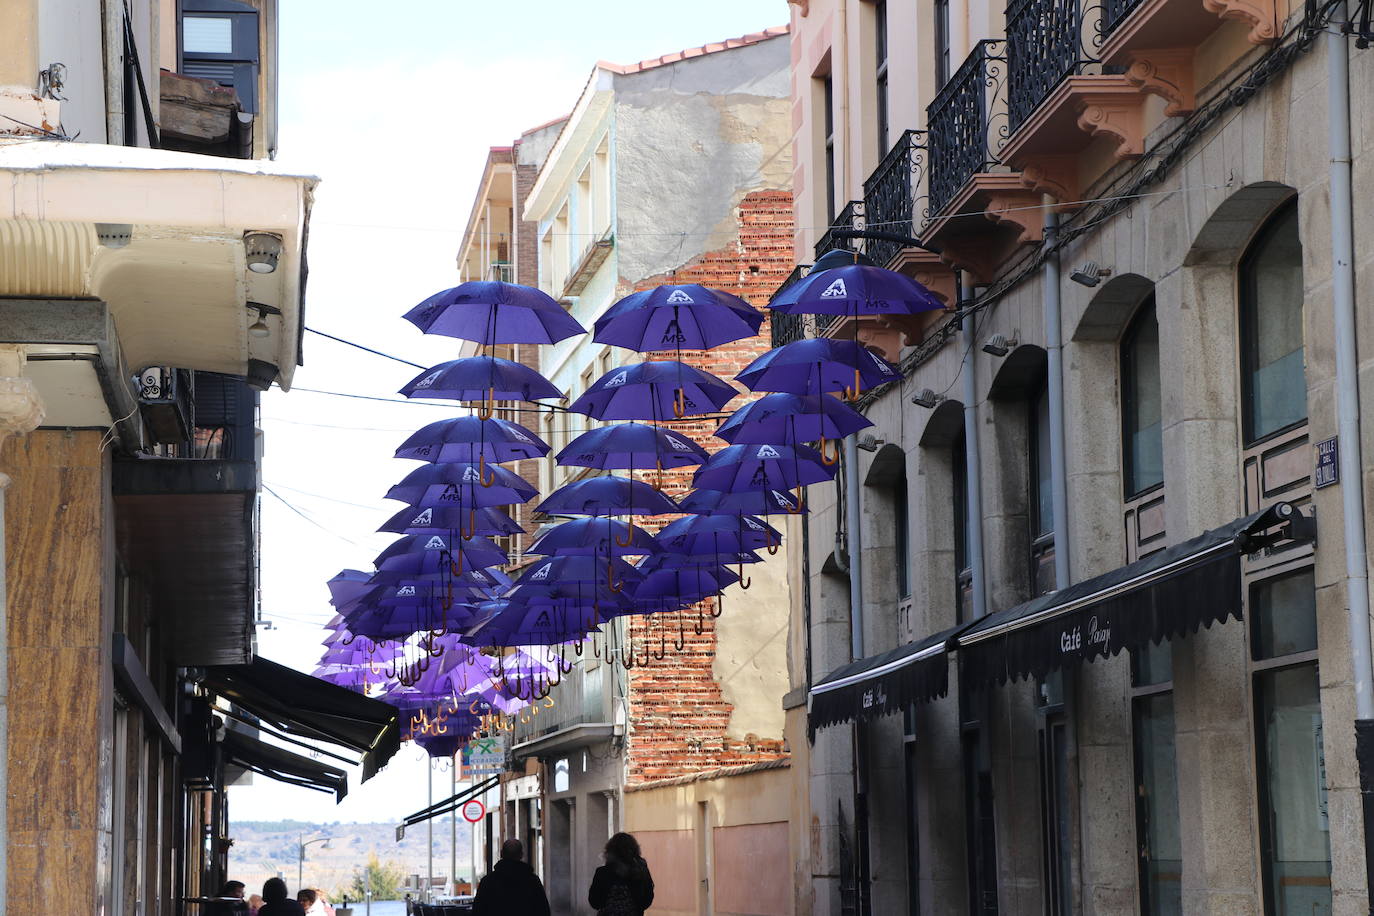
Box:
1036;671;1072;915
180;0;260;112
1121;296;1163;498
1240;201;1306;444
1251;569;1330;914
875;0;890;154
1132;640;1181;914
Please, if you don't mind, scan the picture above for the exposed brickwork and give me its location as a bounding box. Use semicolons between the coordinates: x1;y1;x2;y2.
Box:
618;189;796;785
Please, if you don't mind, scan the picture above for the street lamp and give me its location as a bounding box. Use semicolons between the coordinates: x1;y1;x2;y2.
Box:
298;834;333;891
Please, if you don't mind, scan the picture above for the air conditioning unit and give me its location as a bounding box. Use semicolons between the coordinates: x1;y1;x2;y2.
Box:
136;367;193;446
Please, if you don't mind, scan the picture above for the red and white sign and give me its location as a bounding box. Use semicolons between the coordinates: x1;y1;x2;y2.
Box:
461;799;486;823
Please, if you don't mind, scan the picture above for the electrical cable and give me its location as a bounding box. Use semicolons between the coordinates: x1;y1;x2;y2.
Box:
304;326;427;369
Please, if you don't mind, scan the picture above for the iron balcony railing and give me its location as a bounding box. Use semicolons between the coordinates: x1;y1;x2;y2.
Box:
927;40;1008;217
862;130;926;266
512;661;612;746
1104;0;1146;34
1007;0;1099;132
815;200;864;261
770;266;809;348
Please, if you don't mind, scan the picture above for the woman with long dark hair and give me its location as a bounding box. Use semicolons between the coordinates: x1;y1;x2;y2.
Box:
588;832;655;915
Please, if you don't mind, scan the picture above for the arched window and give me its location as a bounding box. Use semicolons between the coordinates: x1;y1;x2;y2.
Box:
1121;296;1163;498
1239;201;1305;443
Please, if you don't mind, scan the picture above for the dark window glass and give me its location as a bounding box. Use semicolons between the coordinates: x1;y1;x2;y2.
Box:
1134;693;1182;914
823;76;837;223
1132;639;1173;687
895;472;911;598
1038;714;1072;915
1121;297;1164;498
875;0;890;154
1256;664;1331;913
1253;570;1318;661
1240;201;1306;443
934;0;951;87
1031;381;1053;537
954;434;971;620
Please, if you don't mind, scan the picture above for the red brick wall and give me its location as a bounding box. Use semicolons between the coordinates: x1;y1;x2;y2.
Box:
622;189;794;784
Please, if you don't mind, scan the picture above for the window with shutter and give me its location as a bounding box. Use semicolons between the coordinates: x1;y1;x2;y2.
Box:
180;0;260;113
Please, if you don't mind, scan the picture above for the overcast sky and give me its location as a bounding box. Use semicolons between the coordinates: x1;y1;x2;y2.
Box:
228;0;788;830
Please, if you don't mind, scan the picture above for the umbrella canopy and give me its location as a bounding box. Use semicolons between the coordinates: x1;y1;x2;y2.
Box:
693;443;836;492
526;518;661;556
632;565;740;603
511;555;645;588
566;360;738;421
378;504;524;537
395;416;549;464
714;393;873;445
656;514;781;555
326;569;376;608
535;475;680;517
465;603;601;647
400;356;562;402
405;280;586;345
374;535;508;574
769;263;945;316
385;462;539;508
678;487;807;516
556;422;708;470
594;284;764;352
735;339;902;396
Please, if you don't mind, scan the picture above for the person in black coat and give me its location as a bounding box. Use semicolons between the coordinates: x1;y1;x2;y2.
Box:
473;839;551;916
257;878;307;916
588;832;654;915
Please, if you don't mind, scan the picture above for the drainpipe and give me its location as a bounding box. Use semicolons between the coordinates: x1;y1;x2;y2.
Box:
961;283;988;619
1325;6;1374;898
845;435;865;660
1043;205;1071;590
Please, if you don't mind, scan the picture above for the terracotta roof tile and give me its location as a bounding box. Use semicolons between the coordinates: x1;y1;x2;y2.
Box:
599;25;789;75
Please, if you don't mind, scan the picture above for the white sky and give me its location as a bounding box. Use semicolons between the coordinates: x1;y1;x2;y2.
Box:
229;0;787;827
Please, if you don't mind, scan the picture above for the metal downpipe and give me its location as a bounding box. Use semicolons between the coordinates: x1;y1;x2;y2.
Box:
1325;7;1374;903
961;284;988;620
845;434;865;660
1043;207;1071;591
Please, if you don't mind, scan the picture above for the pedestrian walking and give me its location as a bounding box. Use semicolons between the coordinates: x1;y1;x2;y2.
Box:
588;832;654;916
257;878;307;916
209;880;248;916
472;838;551;916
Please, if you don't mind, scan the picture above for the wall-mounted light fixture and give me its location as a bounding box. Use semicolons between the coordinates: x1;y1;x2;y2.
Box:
1069;261;1113;287
982;332;1018;357
856;434;886;452
910;388;945;409
245;301;281;339
243;231;283;274
96;223;133;248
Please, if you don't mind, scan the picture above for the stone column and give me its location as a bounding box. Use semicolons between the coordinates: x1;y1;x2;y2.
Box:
0;345;45;912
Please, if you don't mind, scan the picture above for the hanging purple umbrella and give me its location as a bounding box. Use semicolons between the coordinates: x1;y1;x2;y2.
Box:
769;263;945;316
405;280;586;345
374;534;507;575
526;518;660;556
657;514;781;555
631;565;740;606
510;555;645;592
400;356;562;405
594;284;764;352
378;504;523;537
465;602;602;647
395;416;549;464
385;462;538;508
714;393;872;453
535;475;679;518
556;422;708;470
736;339;902;399
679;487;807;516
566;360;738;421
692;443;836;494
326;569;376;607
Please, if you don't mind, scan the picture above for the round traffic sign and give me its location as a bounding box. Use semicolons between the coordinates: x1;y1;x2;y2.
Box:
461;799;485;823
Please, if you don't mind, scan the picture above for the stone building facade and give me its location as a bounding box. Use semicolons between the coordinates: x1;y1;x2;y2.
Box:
783;0;1374;914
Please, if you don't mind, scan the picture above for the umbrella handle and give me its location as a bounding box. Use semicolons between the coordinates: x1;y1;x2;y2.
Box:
340;631;356;646
675;610;686;651
673;387;687;418
479;453;496;488
447;547;464;576
766;528;780;556
712;593;725;618
842;367;862;402
649;632;665;662
462;507;477;541
477;388;495;421
738;559;751;590
694;610;705;636
614;516;636;548
785;487;806;515
619;635;636;670
819;436;840;466
607;558;624;593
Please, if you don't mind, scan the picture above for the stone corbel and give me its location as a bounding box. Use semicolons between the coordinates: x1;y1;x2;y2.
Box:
0;376;45;486
1124;49;1197;117
983;189;1045;242
1201;0;1279;43
1019;155;1081;208
787;0;810;15
1075;92;1148;160
889;249;958;308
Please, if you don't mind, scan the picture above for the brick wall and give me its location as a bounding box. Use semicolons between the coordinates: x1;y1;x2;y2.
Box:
622;189;795;784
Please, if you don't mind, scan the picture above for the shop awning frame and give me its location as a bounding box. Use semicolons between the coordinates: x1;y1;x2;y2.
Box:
955;501;1312;690
221;728;348;801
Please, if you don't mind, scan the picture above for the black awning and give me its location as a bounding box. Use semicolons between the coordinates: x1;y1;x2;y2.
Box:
807;622;966;737
955;502;1311;690
203;657;400;780
222;729;348;801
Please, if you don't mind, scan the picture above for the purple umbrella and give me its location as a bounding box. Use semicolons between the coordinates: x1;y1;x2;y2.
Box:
405;280;586;345
594;284;764;352
736;339;902;399
378;504;523;538
657;513;781;556
631;565;741;607
526;518;661;556
769;263;945;316
535;475;679;518
326;569;375;607
395;416;549;465
566;360;738;421
556;422;707;471
400;356;562;408
692;444;836;499
714;392;872;465
510;554;645;597
679;487;807;516
385;462;538;509
465;602;602;647
374;534;507;576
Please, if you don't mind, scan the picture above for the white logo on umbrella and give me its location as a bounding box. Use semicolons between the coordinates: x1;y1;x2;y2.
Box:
665;289;695;304
756;445;781;459
414;370;442;389
744;517;763;529
462;466;481;482
820;278;848;299
424;536;447;549
605;371;628;388
397;585;417;596
412;508;433;525
509;428;532;442
531;564;551;581
666;435;692;451
771;490;794;507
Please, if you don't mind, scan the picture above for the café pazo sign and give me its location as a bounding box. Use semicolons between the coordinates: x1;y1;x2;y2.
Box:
1059;615;1112;656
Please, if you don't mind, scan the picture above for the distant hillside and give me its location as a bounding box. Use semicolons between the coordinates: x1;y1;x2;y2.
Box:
228;819;474;898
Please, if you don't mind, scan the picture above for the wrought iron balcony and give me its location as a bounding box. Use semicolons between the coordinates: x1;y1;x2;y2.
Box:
862;130;926;266
1007;0;1100;132
814;200;864;261
927;40;1008;217
770;266;809;348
